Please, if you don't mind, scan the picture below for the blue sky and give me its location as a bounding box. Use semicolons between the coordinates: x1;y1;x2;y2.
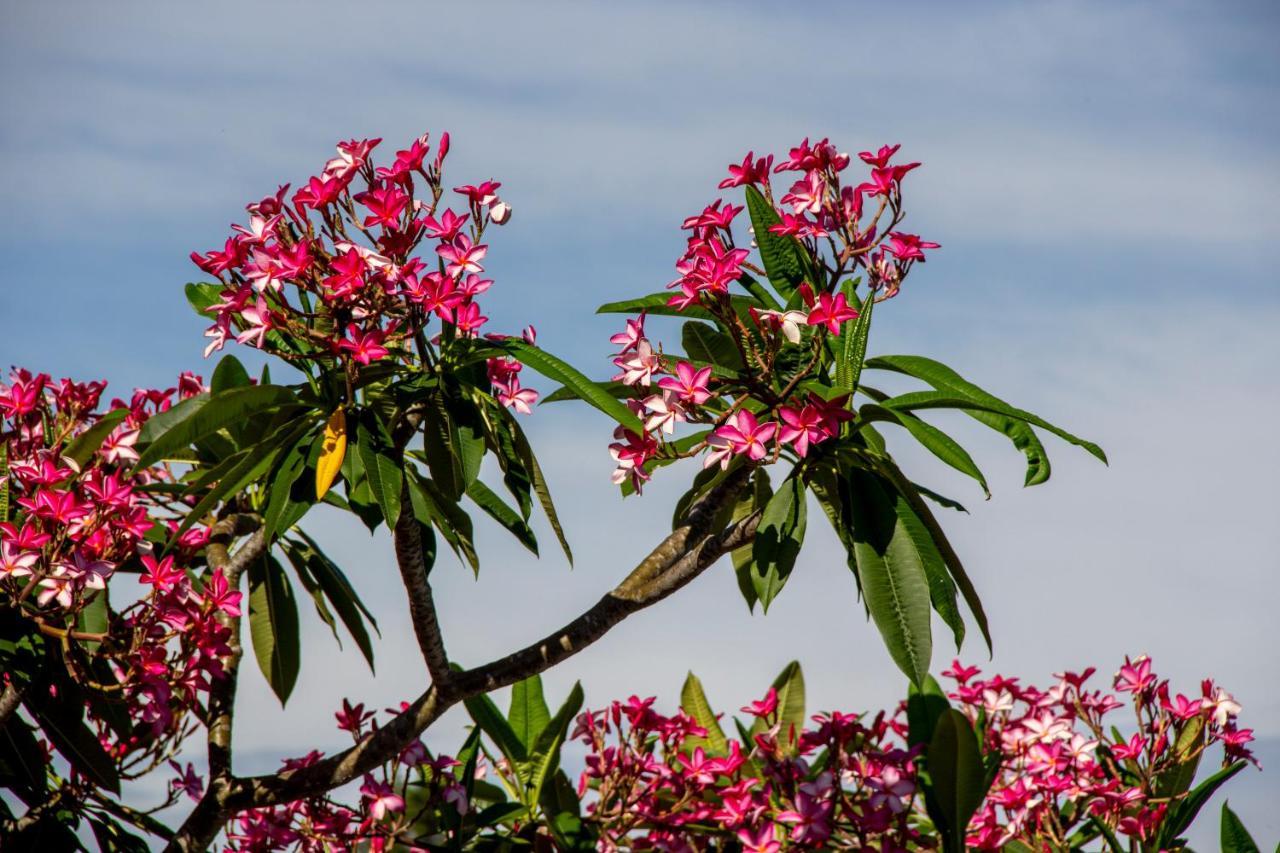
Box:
2;0;1278;844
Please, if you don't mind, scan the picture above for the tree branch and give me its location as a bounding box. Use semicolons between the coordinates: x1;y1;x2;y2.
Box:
392;480;452;686
166;466;756;851
0;681;25;728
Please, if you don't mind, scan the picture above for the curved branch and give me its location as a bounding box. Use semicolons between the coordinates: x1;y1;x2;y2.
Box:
167;466;756;851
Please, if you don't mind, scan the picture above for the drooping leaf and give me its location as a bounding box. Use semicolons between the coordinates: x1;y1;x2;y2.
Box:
503;410;572;565
907;674;952;750
860;404;990;498
749;473;807;611
926;709;992;853
467;479;538;555
25;684;121;794
1156;760;1247;848
847;468;933;686
681;672;729;756
248;554;301;705
354;412;402;527
290;532;378;671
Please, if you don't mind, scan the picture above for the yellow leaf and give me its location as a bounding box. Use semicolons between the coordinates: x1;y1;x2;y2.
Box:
315;408;347;500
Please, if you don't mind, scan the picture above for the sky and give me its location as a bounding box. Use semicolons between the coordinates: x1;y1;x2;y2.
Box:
2;0;1278;845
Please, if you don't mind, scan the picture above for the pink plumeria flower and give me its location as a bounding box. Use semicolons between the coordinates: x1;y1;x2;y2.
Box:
713;410;778;462
36;567;76;608
359;776;404;821
866;766;914;814
1204;688;1242;728
338;324;391;365
741;687;778;719
0;540;38;580
657;361;713;405
612;339;661;387
437;234;487;279
642;391;686;435
805;292;859;335
883;231;940;262
609;315;646;354
234;297;273;348
497;381;538;415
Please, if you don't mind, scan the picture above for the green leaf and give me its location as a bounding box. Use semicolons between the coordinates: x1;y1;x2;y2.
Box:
526;682;584;809
89;815;151;853
541;380;634;405
1221;802;1261;853
926;709;990;853
184;281;223;316
248;554;301;705
262;431;314;541
25;686;121;794
596;293;756;323
289;534;378;672
730;468;771;611
468;479;538;555
464;693;527;766
681;322;744;371
497;339;643;434
423;392;467;502
847;468;933;686
749;473;807;611
509;675;552;753
210;354;252;393
880;387;1106;465
354;413;402;527
135;384;299;469
837;289;875;394
736;272;781;310
407;470;479;574
503;410;572;565
744;185;806;298
861;404;990;498
876;458;992;652
907;674;952;750
1157;760;1247;848
62;409;128;468
680;672;729;756
867;354;1104;483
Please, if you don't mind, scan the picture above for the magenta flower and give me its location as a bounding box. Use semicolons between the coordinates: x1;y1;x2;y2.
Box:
657;361;712;405
354;185;409;229
338;325;390;365
883;231;940;262
712;410;778;462
437;234;488;279
140;554;184;590
805;292;859;335
718;151;774;189
858;143;902;169
360;776;404;821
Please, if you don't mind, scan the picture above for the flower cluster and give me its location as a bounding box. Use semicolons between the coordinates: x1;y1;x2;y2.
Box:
1;368;241;769
190;133;538;414
575;691;924;851
606;139;937;489
225;698;467;852
945;655;1255;849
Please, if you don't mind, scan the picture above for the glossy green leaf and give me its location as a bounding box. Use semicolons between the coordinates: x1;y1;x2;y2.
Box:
907;674;952;749
504;411;572;565
596;292;756;323
749;473;807;611
682;322;744;371
184;281;222;316
248;554;301;705
62;409;128;468
467;479;538;555
861;404;990;498
847;468;933;686
407;469;479;574
464;693;527;765
926;709;990;853
509;675;552;753
744;185;806;297
541;380;634;405
836;289;875;394
736;272;781;310
354;414;402;527
730;468;772;611
497;339;643;433
210;354;252;393
136;384;299;468
291;532;378;671
1157;760;1247;848
526;681;584;809
681;672;729;756
1221;802;1261;853
423;392;466;502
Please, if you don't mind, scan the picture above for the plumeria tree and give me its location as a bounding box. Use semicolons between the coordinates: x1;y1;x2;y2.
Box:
0;133;1263;851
